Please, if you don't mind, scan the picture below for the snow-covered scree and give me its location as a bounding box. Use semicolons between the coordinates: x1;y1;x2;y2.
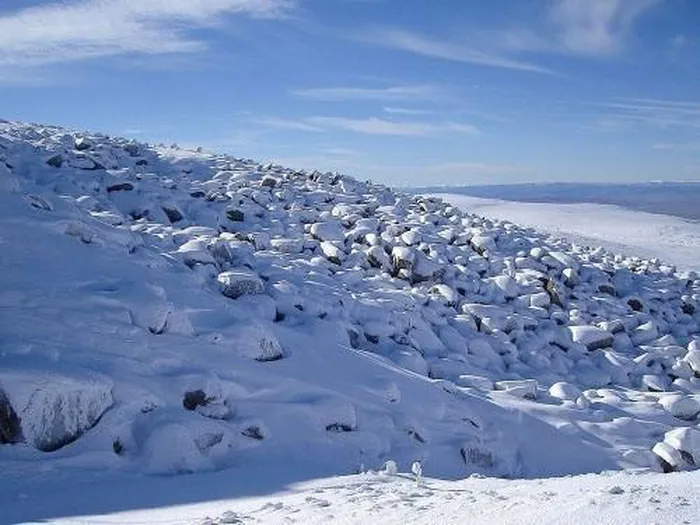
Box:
1;120;700;492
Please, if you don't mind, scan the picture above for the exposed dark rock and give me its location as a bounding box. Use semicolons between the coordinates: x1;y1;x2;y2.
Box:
162;206;183;223
326;423;355;432
0;389;22;445
542;278;563;307
627;298;644;312
260;176;277;188
597;283;617;296
123;143;139;157
112;438;124;455
226;209;245;222
408;429;426;443
182;389;209;411
656;454;674;473
46;154;64;168
241;425;265;440
107;182;134;193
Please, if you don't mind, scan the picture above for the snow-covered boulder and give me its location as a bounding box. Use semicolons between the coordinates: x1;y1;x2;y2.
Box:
658;395;700;421
631;321;659;346
319;241;345;265
391;246;416;273
494;379;537;400
641;374;669;392
683;347;700;375
217;269;264;299
652;441;685;472
176;238;216;267
271;238;304;254
231;324;285;361
664;427;700;464
487;275;520;299
366;246;392;271
0;370;113;451
653;428;700;472
142;421;218;475
568;325;614;351
310;221;345;242
548;382;582;401
456;375;494;391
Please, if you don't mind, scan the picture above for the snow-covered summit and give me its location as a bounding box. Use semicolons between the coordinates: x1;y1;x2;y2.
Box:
1;120;699;481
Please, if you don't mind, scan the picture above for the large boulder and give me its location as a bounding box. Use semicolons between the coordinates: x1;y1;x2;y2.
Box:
0;370;113;452
310;221;345;242
217;269;264;299
658;395;700;421
568;325;614;351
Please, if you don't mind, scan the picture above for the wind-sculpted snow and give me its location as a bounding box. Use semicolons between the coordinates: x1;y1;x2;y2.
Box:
0;120;699;485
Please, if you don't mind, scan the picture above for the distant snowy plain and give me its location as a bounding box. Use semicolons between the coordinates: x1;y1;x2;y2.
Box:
428;184;700;273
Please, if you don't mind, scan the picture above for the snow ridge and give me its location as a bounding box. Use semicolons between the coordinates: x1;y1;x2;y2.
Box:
0;120;699;483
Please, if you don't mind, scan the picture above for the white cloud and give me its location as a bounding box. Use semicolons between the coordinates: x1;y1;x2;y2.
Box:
383;107;438;116
368;28;552;74
602;98;700;129
306;116;479;136
249;116;325;132
548;0;660;55
246;113;480;137
0;0;293;67
292;84;446;102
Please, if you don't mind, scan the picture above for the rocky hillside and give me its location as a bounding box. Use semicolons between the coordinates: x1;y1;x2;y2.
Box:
0;120;699;479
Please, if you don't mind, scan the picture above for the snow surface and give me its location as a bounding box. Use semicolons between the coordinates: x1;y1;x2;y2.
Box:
1;121;700;523
6;468;699;525
431;194;700;273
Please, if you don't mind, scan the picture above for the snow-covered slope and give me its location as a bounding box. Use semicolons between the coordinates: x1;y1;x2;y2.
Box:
1;120;699;510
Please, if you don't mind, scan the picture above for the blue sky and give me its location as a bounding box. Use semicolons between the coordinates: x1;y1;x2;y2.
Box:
0;0;698;186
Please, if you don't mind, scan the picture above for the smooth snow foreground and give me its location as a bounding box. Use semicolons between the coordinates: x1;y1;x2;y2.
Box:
0;120;699;523
11;469;700;525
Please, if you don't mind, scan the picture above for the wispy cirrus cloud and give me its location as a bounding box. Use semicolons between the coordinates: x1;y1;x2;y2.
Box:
291;84;446;102
0;0;294;67
365;28;553;74
382;107;438;116
250;114;479;137
366;1;661;74
247;116;325;132
306;116;479;136
602;98;700;129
